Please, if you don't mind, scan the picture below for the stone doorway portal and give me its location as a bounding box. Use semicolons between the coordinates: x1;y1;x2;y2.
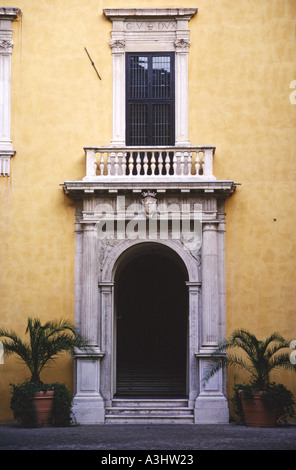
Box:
68;195;233;424
115;250;188;398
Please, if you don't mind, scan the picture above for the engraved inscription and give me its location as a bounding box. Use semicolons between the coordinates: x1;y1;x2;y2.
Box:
125;21;177;31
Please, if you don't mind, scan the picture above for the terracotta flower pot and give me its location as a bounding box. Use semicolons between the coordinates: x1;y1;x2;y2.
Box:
239;391;277;427
33;390;54;426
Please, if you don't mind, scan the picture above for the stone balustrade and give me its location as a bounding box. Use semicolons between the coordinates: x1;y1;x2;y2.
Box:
83;146;216;181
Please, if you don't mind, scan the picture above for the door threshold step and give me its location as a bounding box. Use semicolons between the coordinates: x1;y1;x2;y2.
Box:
111;398;189;407
105;398;194;423
105;418;194;424
106;407;193;416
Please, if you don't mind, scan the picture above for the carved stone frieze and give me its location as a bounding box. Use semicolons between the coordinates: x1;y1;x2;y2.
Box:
0;39;13;51
98;237;119;275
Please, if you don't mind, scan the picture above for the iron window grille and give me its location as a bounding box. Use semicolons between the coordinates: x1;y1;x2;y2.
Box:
126;52;175;147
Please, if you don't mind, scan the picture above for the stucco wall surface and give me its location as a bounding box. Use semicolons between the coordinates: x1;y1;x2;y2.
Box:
0;0;295;421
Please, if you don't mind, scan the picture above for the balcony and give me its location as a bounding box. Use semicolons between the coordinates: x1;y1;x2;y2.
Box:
83;146;216;182
63;145;236;197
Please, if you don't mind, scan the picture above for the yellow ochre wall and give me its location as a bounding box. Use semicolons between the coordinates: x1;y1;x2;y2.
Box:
0;0;295;421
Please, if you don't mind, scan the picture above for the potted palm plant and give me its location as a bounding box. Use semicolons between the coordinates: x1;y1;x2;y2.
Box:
203;329;296;427
0;317;91;427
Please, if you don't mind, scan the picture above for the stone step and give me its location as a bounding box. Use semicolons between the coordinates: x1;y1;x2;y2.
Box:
111;398;188;408
105;416;194;424
106;407;192;416
105;399;194;424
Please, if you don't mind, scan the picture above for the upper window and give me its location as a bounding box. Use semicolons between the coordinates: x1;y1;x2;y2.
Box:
0;7;21;176
104;8;197;147
126;53;175;146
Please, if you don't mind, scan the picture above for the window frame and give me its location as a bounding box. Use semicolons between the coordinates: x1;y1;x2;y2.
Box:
0;7;21;176
126;52;175;146
104;8;197;147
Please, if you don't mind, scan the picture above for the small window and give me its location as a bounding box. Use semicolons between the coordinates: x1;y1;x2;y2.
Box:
126;53;175;146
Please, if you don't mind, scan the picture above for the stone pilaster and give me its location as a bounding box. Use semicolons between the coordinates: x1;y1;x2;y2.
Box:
186;281;201;407
73;222;105;424
109;36;125;146
194;350;229;424
217;201;227;352
72;348;105;424
80;223;99;345
201;222;219;346
99;281;115;405
194;220;229;423
74;208;83;329
175;35;190;145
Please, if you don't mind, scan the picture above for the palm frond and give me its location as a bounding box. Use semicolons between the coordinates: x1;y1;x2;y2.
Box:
269;352;295;370
0;317;93;383
231;329;259;357
264;337;290;361
203;328;296;389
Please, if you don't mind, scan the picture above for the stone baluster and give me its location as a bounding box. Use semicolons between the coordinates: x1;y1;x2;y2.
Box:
175;150;181;175
115;150;123;176
99;151;105;176
188;151;193;175
122;151;127;175
158;152;164;175
151;152;156;175
136;152;141;175
194;152;201;176
114;152;119;175
143;152;149;175
181;151;188;175
109;151;116;175
128;153;133;175
165;152;170;175
107;151;112;176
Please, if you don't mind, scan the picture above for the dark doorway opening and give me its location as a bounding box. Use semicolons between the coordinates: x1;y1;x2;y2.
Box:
115;250;188;397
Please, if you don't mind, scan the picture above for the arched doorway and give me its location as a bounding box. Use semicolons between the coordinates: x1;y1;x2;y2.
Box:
115;245;188;398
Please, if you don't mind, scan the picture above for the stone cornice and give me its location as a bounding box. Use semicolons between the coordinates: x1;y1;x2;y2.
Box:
63;180;237;199
0;7;21;20
103;8;197;21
